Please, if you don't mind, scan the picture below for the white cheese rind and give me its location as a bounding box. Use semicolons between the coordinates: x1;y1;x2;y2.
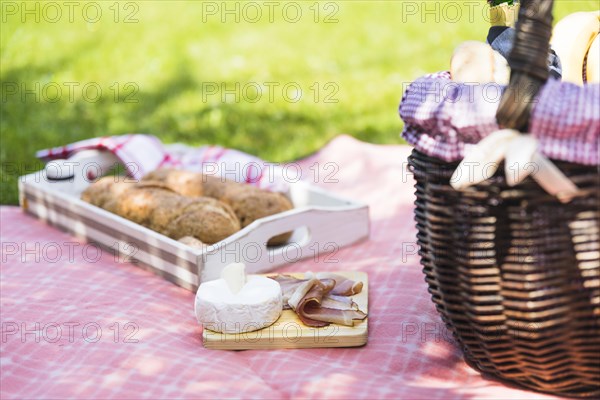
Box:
195;275;282;334
221;262;246;294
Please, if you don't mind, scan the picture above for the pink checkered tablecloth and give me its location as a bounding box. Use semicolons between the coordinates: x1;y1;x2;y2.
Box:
1;136;561;399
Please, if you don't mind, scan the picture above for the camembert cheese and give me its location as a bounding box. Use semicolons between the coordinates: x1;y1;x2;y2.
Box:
195;263;283;334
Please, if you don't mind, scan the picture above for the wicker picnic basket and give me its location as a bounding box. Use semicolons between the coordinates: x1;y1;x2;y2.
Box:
407;0;600;397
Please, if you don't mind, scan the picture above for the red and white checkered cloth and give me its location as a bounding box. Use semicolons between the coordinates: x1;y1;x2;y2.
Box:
2;136;561;400
37;135;287;191
400;72;600;165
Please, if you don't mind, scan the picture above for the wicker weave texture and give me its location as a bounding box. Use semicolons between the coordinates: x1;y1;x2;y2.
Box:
409;149;600;398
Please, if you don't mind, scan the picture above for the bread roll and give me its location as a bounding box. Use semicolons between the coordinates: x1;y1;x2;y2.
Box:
178;236;206;250
142;169;293;245
81;177;240;244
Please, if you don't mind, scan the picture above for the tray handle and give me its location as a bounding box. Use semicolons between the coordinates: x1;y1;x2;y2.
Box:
200;206;369;281
45;149;119;180
43;150;120;193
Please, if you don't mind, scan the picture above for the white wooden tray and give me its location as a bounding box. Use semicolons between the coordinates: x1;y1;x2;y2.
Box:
18;150;369;291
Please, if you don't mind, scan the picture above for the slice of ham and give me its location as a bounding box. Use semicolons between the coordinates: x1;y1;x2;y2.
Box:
288;278;335;312
316;272;364;296
272;275;310;310
294;279;336;327
321;294;359;311
269;274;367;327
304;306;367;326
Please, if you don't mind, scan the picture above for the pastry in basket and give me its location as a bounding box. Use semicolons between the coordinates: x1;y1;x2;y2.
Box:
81;177;240;244
450;41;510;84
550;11;600;85
142;168;294;245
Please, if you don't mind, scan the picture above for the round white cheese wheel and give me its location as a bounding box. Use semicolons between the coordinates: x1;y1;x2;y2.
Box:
195;275;282;334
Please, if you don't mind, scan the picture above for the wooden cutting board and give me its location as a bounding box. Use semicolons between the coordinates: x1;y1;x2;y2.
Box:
202;271;368;350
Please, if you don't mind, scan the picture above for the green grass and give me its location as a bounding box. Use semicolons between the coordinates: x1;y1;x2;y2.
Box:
1;0;597;204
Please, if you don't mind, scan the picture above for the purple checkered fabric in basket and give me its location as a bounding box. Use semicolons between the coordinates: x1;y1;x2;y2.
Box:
399;72;600;165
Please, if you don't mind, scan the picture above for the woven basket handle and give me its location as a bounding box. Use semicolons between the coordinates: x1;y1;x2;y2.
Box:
496;0;554;131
